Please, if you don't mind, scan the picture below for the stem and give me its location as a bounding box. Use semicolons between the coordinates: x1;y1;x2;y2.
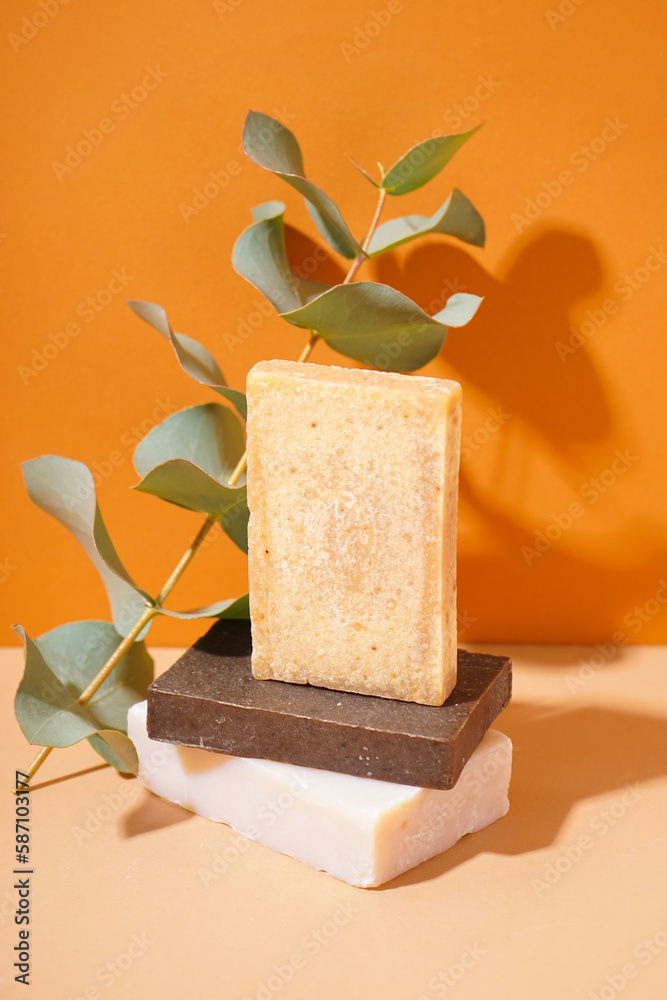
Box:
155;515;217;606
297;333;320;364
79;605;157;705
228;452;247;488
16;185;390;792
343;187;387;283
343;255;365;285
15;746;53;789
361;187;387;253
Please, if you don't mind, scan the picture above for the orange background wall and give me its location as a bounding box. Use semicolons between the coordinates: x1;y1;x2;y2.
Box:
2;0;666;647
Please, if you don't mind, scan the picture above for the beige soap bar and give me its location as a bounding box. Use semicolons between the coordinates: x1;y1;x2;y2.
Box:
246;360;462;706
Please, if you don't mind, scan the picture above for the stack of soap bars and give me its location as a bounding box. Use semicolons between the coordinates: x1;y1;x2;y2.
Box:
129;361;512;887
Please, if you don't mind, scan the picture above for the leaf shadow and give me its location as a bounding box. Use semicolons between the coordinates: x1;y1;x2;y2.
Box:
379;701;667;890
284;225;347;286
375;226;610;453
372;227;667;641
276;224;667;638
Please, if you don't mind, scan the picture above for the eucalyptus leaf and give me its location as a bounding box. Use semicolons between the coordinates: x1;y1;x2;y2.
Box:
367;188;485;255
21;457;151;636
131;401;248;550
216;593;250;618
127;300;247;421
242;112;362;260
233;201;330;312
381;124;483;196
157;593;250;620
251;199;286;223
280;281;483;371
432;292;485;328
134;461;248;552
85;732;139;772
133;403;245;485
14;621;153;772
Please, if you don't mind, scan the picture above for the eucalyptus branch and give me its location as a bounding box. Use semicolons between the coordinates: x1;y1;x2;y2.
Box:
15;176;392;792
15;316;323;789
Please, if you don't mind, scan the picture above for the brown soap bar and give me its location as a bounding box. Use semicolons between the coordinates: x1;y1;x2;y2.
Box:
146;620;511;790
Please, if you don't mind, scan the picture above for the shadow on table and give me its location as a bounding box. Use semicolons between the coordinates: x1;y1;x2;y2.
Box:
464;639;663;670
121;787;194;838
30;762;110;792
382;700;667;889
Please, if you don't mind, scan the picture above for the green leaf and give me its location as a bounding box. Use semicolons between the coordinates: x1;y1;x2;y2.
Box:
242;112;362;260
432;293;485;328
21;457;151;636
86;733;139;772
132;402;248;550
367;188;485;255
133;403;246;485
381;124;483;197
14;621;154;772
134;460;249;552
157;593;250;621
127;300;247;421
279;281;483;371
251;199;285;222
216;593;250;618
233;201;330;312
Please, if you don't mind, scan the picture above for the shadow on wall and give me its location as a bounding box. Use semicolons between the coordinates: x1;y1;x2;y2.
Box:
387;229;666;643
376;228;611;449
284;225;667;642
387;230;667;643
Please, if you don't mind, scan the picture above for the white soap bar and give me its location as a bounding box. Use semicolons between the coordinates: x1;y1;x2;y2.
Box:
128;702;511;888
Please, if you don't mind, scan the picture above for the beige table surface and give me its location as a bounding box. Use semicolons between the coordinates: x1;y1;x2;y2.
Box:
2;643;667;1000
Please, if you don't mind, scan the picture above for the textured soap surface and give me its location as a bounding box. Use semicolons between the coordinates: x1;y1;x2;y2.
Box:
146;619;511;789
246;360;462;706
130;701;512;888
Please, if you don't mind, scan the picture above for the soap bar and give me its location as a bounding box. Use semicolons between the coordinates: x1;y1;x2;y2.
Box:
146;620;511;789
246;360;462;705
130;701;512;888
